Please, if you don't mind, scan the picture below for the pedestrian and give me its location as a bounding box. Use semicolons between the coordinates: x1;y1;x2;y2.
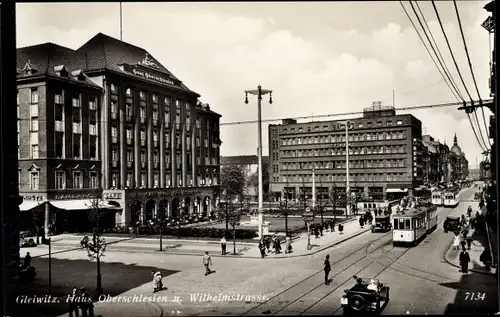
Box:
324;255;331;285
359;216;364;228
331;219;336;232
453;234;460;250
466;235;473;250
220;237;227;255
320;223;323;236
285;236;292;254
460;240;467;251
467;206;472;217
24;252;32;268
265;236;271;253
258;240;266;258
480;247;492;270
202;251;212;276
68;287;80;317
338;223;344;234
459;249;470;273
79;287;93;317
314;226;320;239
276;237;282;254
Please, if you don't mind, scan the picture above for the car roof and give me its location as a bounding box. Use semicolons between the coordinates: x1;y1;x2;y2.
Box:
446;216;460;220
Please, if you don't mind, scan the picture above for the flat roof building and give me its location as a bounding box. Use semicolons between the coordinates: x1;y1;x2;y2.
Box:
268;103;424;205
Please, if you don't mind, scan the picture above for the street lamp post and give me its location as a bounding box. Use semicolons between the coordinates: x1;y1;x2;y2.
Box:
245;85;273;239
302;210;315;250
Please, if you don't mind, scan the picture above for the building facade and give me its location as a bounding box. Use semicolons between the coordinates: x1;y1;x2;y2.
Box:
421;134;469;185
268;104;424;203
220;155;269;203
17;33;222;231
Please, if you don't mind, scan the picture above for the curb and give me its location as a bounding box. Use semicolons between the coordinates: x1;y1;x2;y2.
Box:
443;238;496;277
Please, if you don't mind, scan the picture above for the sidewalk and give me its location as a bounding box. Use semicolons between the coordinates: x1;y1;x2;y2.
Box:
21;217;371;260
444;227;497;276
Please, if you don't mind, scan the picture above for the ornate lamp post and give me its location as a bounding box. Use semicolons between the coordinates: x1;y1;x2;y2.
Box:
245;85;273;239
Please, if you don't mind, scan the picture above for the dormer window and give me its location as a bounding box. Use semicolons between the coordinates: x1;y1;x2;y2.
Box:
22;60;39;76
110;84;117;94
70;69;86;81
54;65;69;77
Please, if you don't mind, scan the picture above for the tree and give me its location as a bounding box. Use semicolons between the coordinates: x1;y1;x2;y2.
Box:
314;180;329;235
78;189;107;295
225;202;243;255
276;182;296;237
328;182;344;221
247;159;270;199
221;165;246;201
127;192;142;229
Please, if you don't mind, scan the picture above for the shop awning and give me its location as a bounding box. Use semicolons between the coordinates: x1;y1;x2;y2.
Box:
19;201;45;211
50;200;122;211
386;188;408;193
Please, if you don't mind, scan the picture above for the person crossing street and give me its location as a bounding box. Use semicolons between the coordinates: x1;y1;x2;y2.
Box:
324;255;331;285
459;248;471;273
203;251;212;276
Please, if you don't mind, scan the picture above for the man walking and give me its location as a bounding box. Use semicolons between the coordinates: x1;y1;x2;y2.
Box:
24;252;32;268
324;255;331;285
220;237;227;255
203;251;212;276
459;249;471;273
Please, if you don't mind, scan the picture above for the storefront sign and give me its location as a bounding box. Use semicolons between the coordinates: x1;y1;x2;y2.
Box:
144;189;210;198
54;193;94;200
122;64;176;86
103;192;123;200
21;194;45;202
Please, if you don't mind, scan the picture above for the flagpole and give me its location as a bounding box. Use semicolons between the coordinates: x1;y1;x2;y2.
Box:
312;168;316;208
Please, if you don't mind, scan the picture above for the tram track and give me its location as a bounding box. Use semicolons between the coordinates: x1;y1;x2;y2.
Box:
240;232;394;316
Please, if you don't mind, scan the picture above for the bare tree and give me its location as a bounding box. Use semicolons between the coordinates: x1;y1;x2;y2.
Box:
225;201;243;255
78;189;107;295
276;182;296;237
315;179;329;235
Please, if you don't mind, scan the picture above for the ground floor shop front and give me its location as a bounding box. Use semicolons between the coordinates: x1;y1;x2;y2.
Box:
18;186;219;233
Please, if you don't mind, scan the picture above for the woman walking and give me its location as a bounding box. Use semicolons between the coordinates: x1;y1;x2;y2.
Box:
324;255;331;285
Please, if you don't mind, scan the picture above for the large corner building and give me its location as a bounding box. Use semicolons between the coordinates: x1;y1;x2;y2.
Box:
268;104;424;202
17;33;222;232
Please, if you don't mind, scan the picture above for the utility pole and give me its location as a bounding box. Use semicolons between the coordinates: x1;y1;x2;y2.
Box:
1;3;21;316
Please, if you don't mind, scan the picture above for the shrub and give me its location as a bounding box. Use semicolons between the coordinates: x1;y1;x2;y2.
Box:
105;225;258;240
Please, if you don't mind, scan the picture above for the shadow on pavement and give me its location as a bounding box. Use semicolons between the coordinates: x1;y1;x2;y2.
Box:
17;257;179;317
440;271;497;315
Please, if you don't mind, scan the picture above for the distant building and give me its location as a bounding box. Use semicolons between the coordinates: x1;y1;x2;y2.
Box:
220;155;269;203
268;102;424;203
480;160;492;180
469;168;481;180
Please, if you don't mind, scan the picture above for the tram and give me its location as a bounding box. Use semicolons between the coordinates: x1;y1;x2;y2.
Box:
443;191;459;208
431;191;444;206
392;206;438;247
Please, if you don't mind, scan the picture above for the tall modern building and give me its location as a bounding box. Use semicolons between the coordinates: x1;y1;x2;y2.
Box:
268;103;424;203
17;33;222;232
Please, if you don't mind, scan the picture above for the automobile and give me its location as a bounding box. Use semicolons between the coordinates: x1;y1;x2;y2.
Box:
341;276;390;314
443;216;461;233
19;231;37;248
371;215;392;233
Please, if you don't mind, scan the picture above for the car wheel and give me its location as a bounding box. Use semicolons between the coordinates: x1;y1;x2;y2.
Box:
349;294;365;311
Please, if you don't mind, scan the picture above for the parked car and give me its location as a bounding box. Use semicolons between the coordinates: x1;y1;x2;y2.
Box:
371;215;392;233
19;231;37;248
341;276;390;314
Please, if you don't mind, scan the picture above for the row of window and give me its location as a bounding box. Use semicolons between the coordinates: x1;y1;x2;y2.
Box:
110;148;219;167
26;170;99;190
109;172;219;189
110;85;186;108
116;128;212;149
278;131;407;147
280;159;407;170
277;119;404;134
279;145;408;158
278;172;410;183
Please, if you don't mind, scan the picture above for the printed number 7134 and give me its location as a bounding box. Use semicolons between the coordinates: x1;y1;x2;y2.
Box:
465;292;486;300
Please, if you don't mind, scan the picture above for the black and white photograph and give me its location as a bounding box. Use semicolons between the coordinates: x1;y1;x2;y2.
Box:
1;1;498;316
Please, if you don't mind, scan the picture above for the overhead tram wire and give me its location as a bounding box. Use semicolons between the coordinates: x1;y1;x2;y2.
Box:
453;0;492;149
413;1;465;101
432;0;487;152
399;1;462;102
219;100;491;126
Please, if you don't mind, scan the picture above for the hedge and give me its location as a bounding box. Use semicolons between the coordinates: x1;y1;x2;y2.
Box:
102;226;258;240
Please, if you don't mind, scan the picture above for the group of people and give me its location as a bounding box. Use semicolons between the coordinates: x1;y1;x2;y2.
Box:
258;236;292;258
310;220;340;238
454;205;493;273
68;287;94;317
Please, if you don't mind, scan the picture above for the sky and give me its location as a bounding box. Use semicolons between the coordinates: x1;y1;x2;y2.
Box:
16;1;494;168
